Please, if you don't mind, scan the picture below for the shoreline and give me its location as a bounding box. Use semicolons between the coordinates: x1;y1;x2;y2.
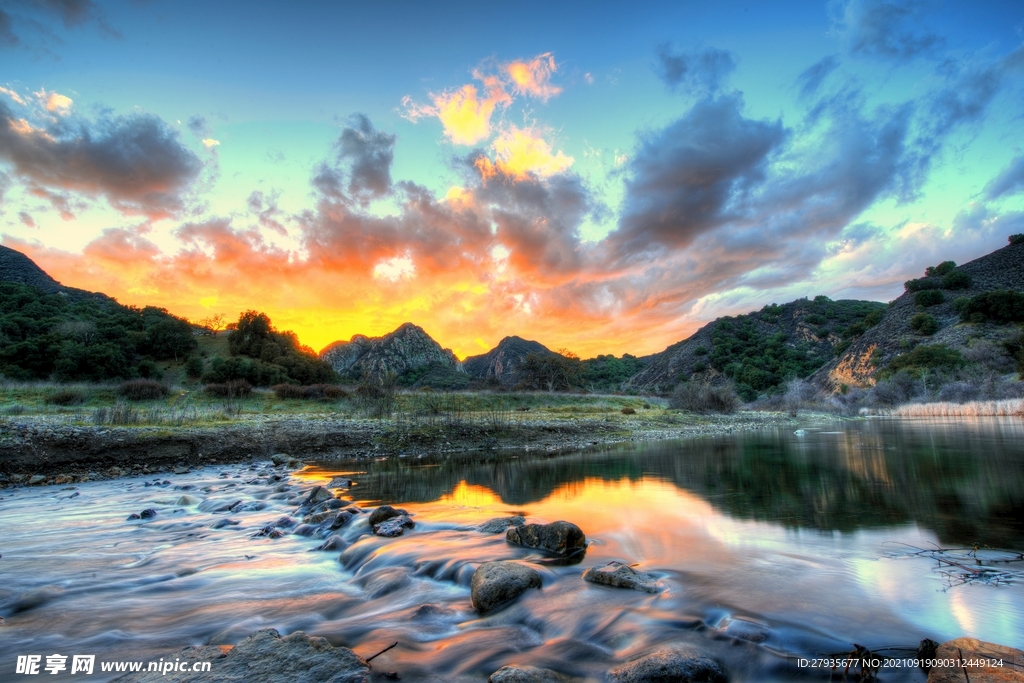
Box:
0;410;800;486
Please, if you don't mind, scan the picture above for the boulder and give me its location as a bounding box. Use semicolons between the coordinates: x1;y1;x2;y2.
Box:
327;477;351;489
609;648;726;683
315;536;346;552
368;505;408;527
471;561;542;614
359;567;412;598
927;638;1024;683
28;475;46;485
175;495;202;506
582;562;659;593
302;486;334;506
373;515;414;537
110;628;368;682
270;453;290;465
479;516;526;533
506;521;586;555
489;665;574;682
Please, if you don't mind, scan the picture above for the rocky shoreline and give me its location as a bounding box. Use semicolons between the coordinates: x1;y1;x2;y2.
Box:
0;411;797;486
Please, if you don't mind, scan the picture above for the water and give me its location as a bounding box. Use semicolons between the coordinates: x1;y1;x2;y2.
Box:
1;418;1023;681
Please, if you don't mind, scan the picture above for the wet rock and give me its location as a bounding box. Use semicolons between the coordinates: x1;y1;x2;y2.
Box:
292;524;318;537
721;618;768;644
305;510;335;525
270;453;291;465
231;501;266;512
175;495;202;506
368;505;407;527
252;525;285;539
139;508;158;519
2;585;64;614
927;638;1024;683
506;521;586;555
126;513;141;520
28;475;46;485
54;474;73;485
489;665;574;683
478;516;526;533
315;536;346;552
471;561;542;614
359;567;411;598
199;498;242;513
373;515;414;537
582;561;659;593
109;627;369;682
327;477;351;489
609;647;726;683
302;486;333;506
411;604;455;620
173;466;190;474
210;518;239;529
328;511;354;529
273;516;298;529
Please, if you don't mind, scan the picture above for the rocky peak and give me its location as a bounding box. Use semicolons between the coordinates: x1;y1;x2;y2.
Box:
319;323;463;380
463;335;554;387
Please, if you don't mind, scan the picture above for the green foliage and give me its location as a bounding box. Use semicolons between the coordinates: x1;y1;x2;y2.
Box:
941;271;972;290
1009;234;1024;245
914;289;944;307
580;354;645;391
0;281;195;382
910;313;939;335
951;297;971;314
215;310;337;386
693;346;709;356
519;350;583;391
958;290;1024;324
882;344;964;377
905;277;939;292
137;359;161;379
842;321;867;338
925;261;956;277
185;356;204;379
864;310;883;327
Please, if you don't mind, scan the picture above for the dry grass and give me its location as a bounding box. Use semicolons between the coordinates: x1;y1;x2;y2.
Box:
889;398;1024;417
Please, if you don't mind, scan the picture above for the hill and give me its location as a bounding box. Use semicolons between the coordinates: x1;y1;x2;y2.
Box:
319;323;464;386
625;297;886;399
812;238;1024;391
463;336;554;387
0;245;66;294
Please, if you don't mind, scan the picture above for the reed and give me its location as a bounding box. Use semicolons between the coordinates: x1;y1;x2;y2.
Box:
889;398;1024;417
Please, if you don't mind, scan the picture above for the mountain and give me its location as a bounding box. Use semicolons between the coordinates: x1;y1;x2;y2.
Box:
812;239;1024;391
1;244;68;294
624;297;886;398
319;323;463;381
463;336;554;387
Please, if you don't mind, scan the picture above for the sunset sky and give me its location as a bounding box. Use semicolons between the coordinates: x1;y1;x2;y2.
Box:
2;0;1023;359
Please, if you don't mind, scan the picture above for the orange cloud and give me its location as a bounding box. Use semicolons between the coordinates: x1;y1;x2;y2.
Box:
476;125;574;181
505;53;561;100
36;90;73;114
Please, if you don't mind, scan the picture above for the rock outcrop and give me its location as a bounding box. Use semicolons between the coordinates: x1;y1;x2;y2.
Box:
319;323;463;380
464;336;554;387
470;561;542;614
110;628;369;682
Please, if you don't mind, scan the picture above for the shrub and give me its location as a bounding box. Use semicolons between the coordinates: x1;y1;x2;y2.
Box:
137;359;162;379
843;322;867;338
910;313;938;335
272;383;306;399
884;344;964;376
915;290;944;307
46;389;86;406
872;371;923;406
864;310;884;327
185;356;204;379
959;290;1024;323
1009;234;1024;245
118;379;169;401
692;361;708;372
941;271;972;290
925;261;957;277
905;277;939;292
951;297;971;314
693;346;708;356
204;380;253;398
669;381;740;413
621;407;636;415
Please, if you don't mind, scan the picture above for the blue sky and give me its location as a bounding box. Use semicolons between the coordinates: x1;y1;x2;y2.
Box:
1;0;1023;357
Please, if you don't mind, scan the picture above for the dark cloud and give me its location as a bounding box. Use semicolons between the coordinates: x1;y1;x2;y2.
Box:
608;95;785;263
1;0;117;50
18;211;35;227
336;114;396;203
654;44;736;96
187;115;210;137
246;189;287;236
27;183;77;220
985;155;1024;199
32;0;100;28
837;0;944;61
0;101;202;219
797;55;840;98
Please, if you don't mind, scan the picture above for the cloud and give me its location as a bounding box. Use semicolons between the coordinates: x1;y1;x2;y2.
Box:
985;155;1024;199
835;0;944;61
505;53;561;100
654;44;736;96
0;0;117;51
0;99;202;219
18;210;35;227
188;115;211;137
0;86;26;105
335;114;395;200
797;55;840;98
246;189;287;236
475;125;574;181
202;138;220;148
35;88;72;113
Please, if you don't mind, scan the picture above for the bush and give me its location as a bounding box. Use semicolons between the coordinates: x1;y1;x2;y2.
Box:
905;277;939;292
884;344;964;376
137;359;162;379
272;383;306;399
871;371;923;406
925;261;957;277
910;313;938;335
941;271;972;290
864;310;884;327
669;381;741;413
951;297;971;314
621;407;636;415
693;346;708;356
959;290;1024;324
46;389;86;406
204;380;253;398
185;356;204;379
273;383;347;400
915;290;944;307
1009;234;1024;245
118;379;169;401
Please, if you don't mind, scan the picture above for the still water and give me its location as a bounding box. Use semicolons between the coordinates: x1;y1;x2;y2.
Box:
1;418;1022;682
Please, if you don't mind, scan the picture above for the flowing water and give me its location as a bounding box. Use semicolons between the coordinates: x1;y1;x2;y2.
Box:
2;418;1023;682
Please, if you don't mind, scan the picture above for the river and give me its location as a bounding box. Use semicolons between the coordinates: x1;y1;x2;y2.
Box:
2;417;1022;681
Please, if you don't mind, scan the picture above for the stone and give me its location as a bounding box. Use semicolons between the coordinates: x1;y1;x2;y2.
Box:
373;515;414;537
328;511;354;529
305;510;335;525
327;477;351;489
28;475;46;485
210;518;239;529
302;486;334;506
478;516;526;533
359;567;411;598
582;561;659;593
609;648;726;683
489;665;574;683
270;453;290;465
139;508;158;519
506;521;586;555
173;466;190;475
927;638;1024;683
110;628;369;682
368;505;407;527
54;474;73;485
471;561;542;614
315;536;346;552
175;495;202;506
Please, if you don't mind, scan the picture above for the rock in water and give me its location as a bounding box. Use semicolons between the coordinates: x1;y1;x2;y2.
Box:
327;477;351;489
926;638;1024;683
489;665;575;682
506;521;586;554
373;515;414;537
471;561;542;614
368;505;407;527
110;628;369;682
582;561;659;593
28;475;46;485
609;648;726;683
478;516;526;533
270;453;291;465
302;486;333;506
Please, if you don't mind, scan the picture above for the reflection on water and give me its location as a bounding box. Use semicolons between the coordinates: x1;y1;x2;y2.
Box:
1;418;1022;682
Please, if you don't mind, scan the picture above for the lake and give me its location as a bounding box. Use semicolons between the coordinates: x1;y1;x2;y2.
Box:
1;417;1022;681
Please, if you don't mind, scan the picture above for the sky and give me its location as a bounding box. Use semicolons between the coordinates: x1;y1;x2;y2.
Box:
1;0;1023;360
